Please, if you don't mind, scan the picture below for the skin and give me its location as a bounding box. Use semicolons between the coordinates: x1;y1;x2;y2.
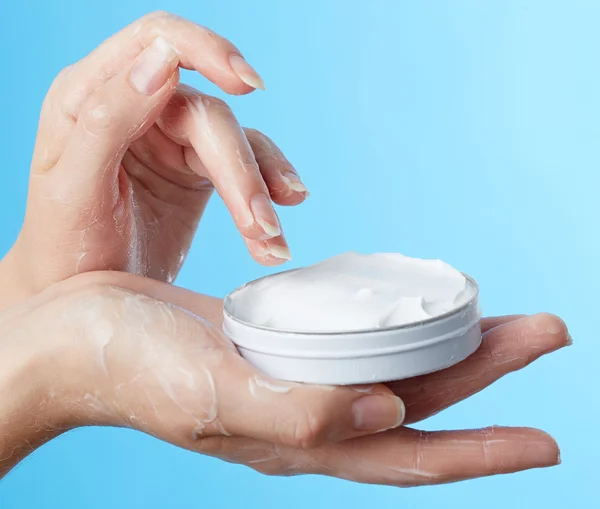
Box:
0;271;567;484
0;11;305;309
0;12;569;486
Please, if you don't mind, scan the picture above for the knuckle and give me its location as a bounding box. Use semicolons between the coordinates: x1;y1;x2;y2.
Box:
143;10;176;23
243;127;260;137
203;95;231;115
286;412;327;450
191;435;227;456
141;11;183;33
57;283;124;319
50;64;75;91
246;128;274;155
81;99;113;133
61;271;133;295
43;64;78;115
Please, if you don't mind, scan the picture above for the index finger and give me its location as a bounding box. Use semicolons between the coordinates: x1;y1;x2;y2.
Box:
72;11;260;98
190;426;559;486
390;313;570;424
35;11;263;171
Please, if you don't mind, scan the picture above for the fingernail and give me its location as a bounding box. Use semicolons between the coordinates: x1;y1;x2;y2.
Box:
266;244;292;261
281;173;309;194
519;430;561;468
130;37;178;95
229;54;266;90
353;395;405;431
566;333;573;346
531;440;562;468
250;194;281;238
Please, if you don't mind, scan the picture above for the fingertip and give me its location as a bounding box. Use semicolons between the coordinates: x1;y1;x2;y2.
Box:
220;81;257;96
229;54;266;91
524;427;559;447
244;237;292;266
237;194;283;241
482;427;561;471
251;253;289;267
270;193;307;207
525;313;571;351
531;312;569;336
525;429;561;468
269;181;309;207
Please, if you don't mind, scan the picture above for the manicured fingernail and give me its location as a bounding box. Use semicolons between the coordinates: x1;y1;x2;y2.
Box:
266;244;292;261
130;37;178;95
353;395;405;431
281;173;309;194
229;54;266;90
250;194;281;238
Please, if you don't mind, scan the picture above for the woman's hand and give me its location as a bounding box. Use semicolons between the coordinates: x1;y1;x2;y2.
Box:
1;12;307;308
0;273;403;479
0;272;567;485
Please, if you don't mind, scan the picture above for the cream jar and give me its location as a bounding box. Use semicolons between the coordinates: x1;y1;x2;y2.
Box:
223;252;481;385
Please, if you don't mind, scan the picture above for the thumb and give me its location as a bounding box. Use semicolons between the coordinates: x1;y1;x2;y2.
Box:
51;37;180;206
201;349;406;448
65;272;406;449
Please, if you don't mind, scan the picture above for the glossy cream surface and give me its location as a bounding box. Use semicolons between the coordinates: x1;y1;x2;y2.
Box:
228;252;472;333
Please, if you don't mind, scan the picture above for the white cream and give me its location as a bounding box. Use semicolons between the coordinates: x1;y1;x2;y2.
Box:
229;252;473;333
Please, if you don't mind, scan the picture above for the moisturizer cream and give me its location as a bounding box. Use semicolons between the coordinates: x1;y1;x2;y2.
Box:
228;252;473;332
223;252;481;385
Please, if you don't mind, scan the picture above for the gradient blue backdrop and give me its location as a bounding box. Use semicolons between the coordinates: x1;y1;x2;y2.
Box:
0;1;595;507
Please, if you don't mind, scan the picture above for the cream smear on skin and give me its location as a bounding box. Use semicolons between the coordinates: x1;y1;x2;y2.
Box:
228;252;473;333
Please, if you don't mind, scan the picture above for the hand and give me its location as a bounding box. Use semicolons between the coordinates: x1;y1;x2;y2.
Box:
0;272;403;478
1;12;307;308
171;285;568;486
0;272;567;486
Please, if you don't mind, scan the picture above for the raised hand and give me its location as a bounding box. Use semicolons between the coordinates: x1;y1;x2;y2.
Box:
1;12;307;308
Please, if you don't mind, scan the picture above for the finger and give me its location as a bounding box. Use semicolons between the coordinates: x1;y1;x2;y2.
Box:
244;128;309;206
320;426;560;486
189;426;560;485
390;313;570;424
196;349;406;448
481;314;524;333
34;11;262;172
243;235;292;266
74;12;261;96
51;38;180;209
157;87;283;241
127;100;308;209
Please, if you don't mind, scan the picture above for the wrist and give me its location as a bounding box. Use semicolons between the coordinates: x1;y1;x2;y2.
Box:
0;281;115;477
0;242;36;311
0;310;68;476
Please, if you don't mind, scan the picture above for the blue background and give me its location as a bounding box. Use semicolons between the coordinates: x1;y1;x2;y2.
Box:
0;0;595;507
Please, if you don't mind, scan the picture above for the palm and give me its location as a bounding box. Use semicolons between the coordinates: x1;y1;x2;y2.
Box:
104;278;567;486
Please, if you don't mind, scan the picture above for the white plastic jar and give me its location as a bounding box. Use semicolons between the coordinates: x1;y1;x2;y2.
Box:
223;253;482;385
